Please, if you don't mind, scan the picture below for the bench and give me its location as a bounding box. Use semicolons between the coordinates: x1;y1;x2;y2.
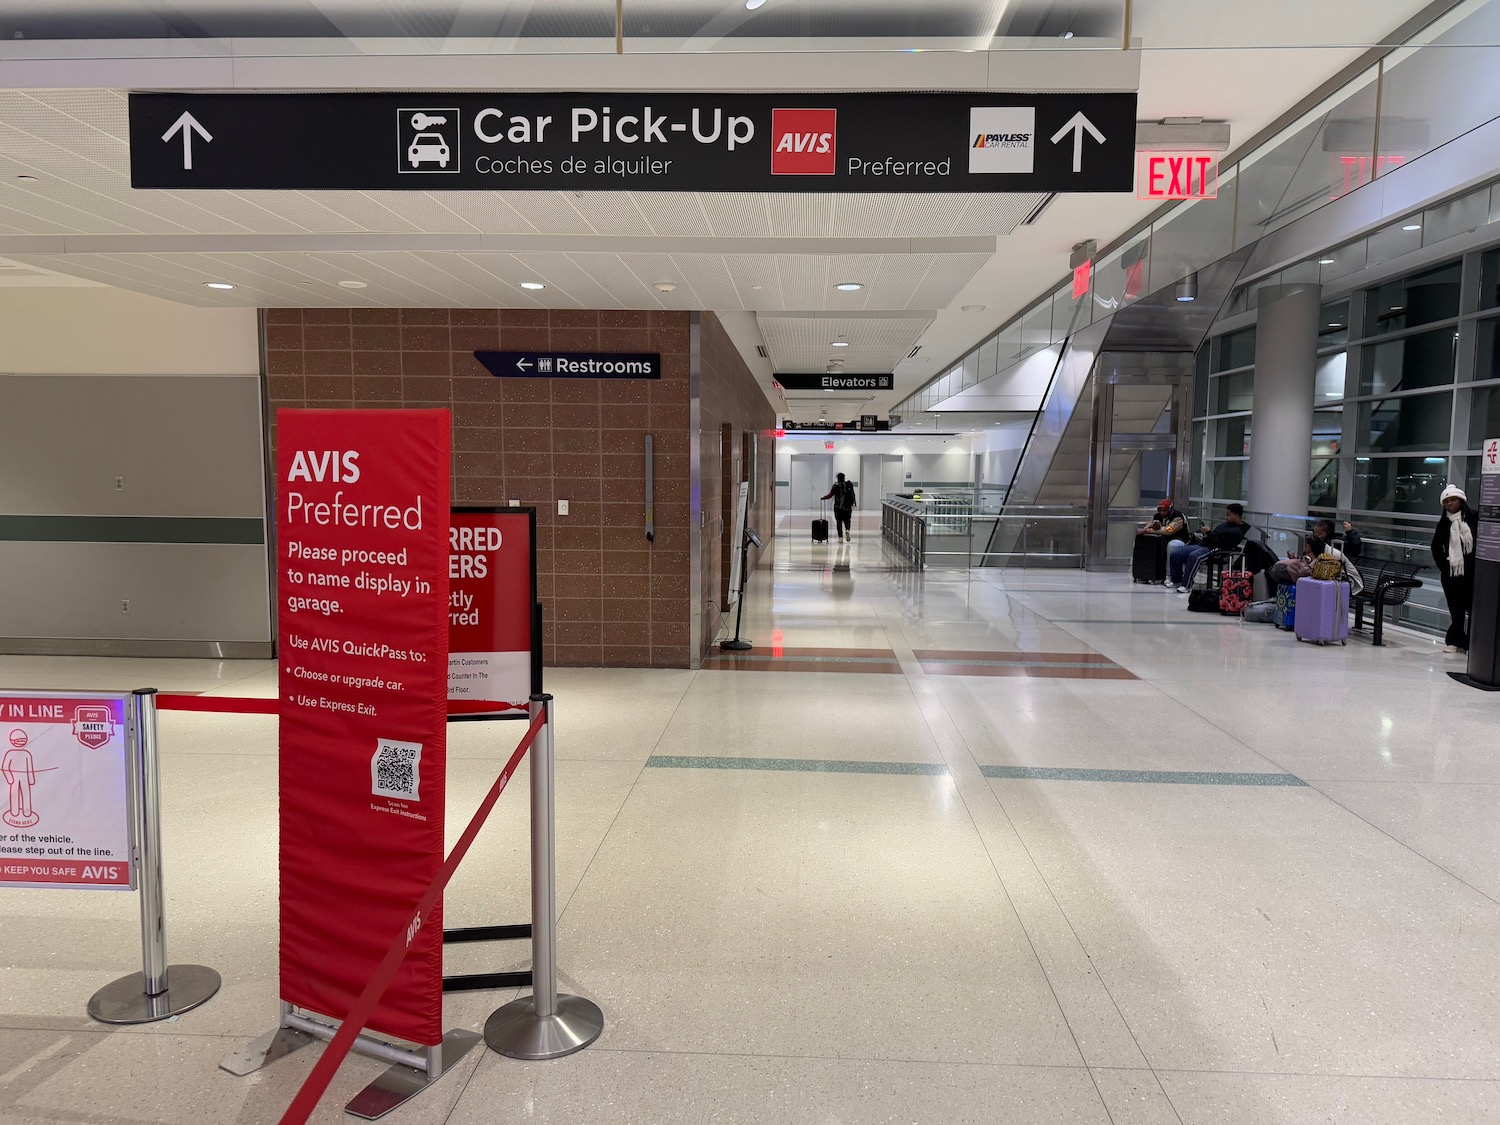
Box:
1350;559;1424;646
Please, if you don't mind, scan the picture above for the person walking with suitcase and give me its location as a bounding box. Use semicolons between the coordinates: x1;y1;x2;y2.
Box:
1432;484;1478;653
822;473;857;542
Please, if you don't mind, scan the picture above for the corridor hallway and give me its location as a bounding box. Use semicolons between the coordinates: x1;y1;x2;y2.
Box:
0;517;1495;1123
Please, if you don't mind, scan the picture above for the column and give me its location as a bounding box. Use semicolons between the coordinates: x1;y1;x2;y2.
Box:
1248;283;1320;517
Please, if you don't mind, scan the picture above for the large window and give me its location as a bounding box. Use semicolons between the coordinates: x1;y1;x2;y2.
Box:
1359;392;1454;453
1354;456;1454;514
1362;261;1462;335
1359;326;1459;395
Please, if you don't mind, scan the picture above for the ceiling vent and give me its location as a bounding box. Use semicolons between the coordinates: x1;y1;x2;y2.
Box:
1021;193;1057;226
907;345;923;358
755;345;769;358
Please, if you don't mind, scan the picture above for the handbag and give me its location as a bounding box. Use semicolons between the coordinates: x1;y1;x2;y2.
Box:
1187;588;1221;613
1310;554;1343;582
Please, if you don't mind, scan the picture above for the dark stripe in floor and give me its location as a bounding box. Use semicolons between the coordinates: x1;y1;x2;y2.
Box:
702;647;903;675
982;765;1307;787
913;649;1135;680
647;755;947;776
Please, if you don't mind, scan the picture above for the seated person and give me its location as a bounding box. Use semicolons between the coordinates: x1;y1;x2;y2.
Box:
1139;499;1187;540
1270;519;1362;585
1166;503;1248;592
1302;530;1365;595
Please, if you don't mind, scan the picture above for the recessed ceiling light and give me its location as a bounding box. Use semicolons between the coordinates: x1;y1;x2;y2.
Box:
834;282;864;292
746;0;767;8
654;282;678;293
1328;323;1342;328
750;284;763;291
338;279;368;289
14;174;36;182
1402;223;1422;231
1062;30;1075;38
831;340;849;347
204;282;235;290
961;304;986;312
519;281;546;290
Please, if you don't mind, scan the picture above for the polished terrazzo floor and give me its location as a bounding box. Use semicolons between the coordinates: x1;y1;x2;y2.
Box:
0;510;1495;1123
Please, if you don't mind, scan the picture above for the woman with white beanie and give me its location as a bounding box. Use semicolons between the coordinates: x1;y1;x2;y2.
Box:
1430;484;1479;653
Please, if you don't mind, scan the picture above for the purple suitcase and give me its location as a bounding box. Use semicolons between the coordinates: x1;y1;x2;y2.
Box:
1293;577;1349;646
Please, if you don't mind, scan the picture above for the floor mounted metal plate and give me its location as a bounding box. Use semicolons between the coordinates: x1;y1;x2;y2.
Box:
484;994;604;1061
219;1025;317;1076
345;1029;483;1121
87;964;221;1026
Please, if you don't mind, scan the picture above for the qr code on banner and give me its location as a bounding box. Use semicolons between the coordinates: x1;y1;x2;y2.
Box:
371;739;423;801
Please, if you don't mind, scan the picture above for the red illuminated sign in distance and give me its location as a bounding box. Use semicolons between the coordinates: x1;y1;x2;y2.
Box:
1136;151;1219;200
771;109;836;176
1072;259;1092;299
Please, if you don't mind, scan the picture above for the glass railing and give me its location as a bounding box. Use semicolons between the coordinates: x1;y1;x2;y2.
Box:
882;500;1085;569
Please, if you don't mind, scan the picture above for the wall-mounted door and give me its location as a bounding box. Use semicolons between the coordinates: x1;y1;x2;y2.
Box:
789;455;834;510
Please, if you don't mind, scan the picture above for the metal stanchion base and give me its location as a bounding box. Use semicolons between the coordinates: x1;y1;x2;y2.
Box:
87;964;221;1025
345;1029;482;1121
484;994;604;1060
719;639;752;651
219;1024;318;1076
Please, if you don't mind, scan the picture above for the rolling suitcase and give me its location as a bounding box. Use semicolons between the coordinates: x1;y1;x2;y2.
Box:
812;500;829;543
1273;582;1297;632
1132;533;1168;583
1294;577;1349;646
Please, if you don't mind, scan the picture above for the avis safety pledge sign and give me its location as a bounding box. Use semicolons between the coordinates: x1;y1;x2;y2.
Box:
277;409;450;1047
448;508;537;717
0;694;133;890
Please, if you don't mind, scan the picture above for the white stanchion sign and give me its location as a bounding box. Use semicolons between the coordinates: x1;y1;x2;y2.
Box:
0;693;134;890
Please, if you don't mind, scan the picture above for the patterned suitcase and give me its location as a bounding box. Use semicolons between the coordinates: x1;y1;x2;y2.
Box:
1294;577;1349;646
1273;582;1297;631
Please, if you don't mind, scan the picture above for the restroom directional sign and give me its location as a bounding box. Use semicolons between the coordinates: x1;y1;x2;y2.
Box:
129;91;1136;193
475;350;662;380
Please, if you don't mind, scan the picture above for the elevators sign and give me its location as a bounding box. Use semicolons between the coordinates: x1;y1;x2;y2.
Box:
0;693;134;890
1479;438;1500;564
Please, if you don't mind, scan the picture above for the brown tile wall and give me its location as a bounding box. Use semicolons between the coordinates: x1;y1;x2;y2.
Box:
265;307;694;668
698;312;778;656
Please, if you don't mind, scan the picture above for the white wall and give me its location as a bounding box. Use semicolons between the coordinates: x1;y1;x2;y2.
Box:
0;288;259;376
0;287;268;655
971;418;1034;489
774;434;975;506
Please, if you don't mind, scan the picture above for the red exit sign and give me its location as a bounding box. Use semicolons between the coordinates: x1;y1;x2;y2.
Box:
1136;152;1219;200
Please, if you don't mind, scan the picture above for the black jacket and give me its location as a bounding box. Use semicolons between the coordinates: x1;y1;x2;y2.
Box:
1430;504;1478;577
1202;521;1249;551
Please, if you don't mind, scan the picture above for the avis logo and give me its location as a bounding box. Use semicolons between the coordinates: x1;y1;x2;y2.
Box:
771;109;836;176
973;132;1031;149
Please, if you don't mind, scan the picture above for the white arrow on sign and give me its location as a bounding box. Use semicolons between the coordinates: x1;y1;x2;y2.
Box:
1049;111;1106;174
161;111;212;171
515;358;533;372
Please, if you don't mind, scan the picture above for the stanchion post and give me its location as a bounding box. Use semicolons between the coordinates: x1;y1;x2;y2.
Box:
88;689;220;1024
483;693;603;1060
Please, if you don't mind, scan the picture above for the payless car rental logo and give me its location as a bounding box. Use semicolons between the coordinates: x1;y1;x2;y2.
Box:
771;109;836;175
968;107;1035;174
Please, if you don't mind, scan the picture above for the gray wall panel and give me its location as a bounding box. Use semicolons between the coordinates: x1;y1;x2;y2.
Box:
0;374;266;518
0;542;271;642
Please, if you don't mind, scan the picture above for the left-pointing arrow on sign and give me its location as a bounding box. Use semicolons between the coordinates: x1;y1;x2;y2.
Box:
161;111;212;171
514;358;533;372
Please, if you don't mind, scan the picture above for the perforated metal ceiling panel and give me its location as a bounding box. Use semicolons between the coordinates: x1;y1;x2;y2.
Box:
758;314;932;375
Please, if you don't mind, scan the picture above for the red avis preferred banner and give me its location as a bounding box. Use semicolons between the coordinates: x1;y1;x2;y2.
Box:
448;508;537;716
277;409;451;1047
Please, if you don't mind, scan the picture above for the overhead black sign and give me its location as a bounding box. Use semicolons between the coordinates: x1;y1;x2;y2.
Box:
129;92;1137;194
475;351;661;379
775;374;894;391
780;419;891;432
